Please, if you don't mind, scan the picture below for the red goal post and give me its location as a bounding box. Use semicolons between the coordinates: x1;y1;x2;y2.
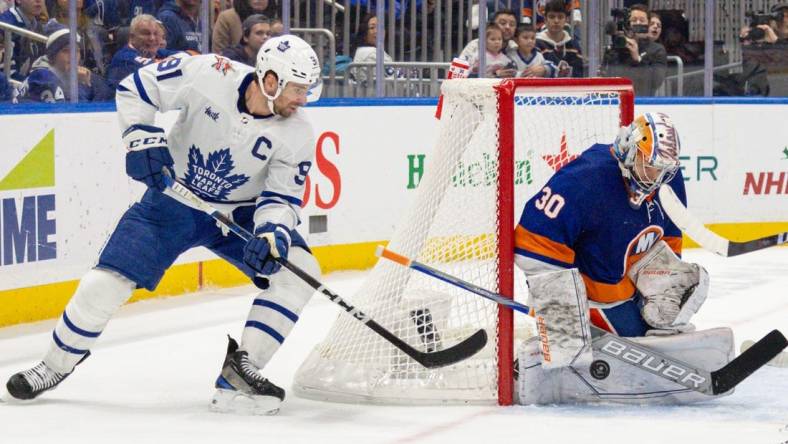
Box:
295;78;635;406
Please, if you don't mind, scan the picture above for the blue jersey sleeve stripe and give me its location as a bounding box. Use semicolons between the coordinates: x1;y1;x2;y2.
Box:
515;247;574;269
155;69;182;81
244;321;285;343
133;70;155;107
252;299;299;322
117;84;130;92
260;191;302;206
62;312;102;338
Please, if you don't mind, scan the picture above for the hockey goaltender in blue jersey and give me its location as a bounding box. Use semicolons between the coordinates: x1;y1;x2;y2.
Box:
515;143;687;337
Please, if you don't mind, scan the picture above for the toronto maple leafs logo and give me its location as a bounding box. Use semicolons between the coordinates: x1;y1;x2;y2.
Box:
277;40;291;52
185;146;249;201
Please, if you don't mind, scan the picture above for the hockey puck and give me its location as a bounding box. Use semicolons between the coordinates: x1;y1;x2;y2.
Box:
590;360;610;379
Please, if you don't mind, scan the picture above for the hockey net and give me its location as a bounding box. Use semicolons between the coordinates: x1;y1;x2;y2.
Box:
294;78;634;405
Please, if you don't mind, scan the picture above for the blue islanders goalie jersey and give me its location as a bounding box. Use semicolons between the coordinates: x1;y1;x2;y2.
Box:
515;143;687;304
116;54;315;233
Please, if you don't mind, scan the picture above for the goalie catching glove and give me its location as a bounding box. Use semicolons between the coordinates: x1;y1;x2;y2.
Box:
628;240;709;335
243;223;291;275
122;124;174;191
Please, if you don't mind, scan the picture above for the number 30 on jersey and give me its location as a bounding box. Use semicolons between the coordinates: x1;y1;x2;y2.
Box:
534;186;565;218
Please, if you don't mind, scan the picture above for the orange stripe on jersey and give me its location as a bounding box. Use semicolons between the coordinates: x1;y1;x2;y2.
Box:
580;273;636;304
515;225;575;265
663;235;682;255
589;308;616;334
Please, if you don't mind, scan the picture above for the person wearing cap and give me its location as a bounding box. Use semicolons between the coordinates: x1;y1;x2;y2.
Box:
157;0;203;52
220;14;270;67
212;0;273;54
20;26;111;102
106;14;181;92
0;0;47;80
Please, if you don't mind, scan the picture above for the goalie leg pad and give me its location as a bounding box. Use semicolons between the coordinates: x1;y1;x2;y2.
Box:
241;247;319;368
516;327;734;405
43;268;135;373
528;268;593;368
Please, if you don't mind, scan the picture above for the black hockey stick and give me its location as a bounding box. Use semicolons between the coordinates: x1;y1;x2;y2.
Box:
376;246;787;395
658;185;788;257
160;174;487;369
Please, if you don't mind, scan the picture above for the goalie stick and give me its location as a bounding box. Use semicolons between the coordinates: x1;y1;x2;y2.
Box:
658;185;788;257
376;246;788;395
160;174;487;369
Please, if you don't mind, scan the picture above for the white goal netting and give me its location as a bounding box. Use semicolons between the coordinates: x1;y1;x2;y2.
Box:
294;78;633;405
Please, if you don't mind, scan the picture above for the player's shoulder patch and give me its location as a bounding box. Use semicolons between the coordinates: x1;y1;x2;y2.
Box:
210;55;234;76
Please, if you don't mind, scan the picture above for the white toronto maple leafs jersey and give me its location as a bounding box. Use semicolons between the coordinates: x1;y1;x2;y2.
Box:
116;53;315;232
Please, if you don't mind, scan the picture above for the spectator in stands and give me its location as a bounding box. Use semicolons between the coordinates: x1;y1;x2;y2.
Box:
648;12;662;43
521;0;581;32
220;14;270;66
0;0;47;80
106;14;178;90
739;4;788;45
350;13;395;83
270;17;282;36
512;24;555;78
83;0;127;75
603;4;667;96
535;0;583;77
45;0;103;70
20;26;112;102
212;0;274;54
158;0;202;52
465;24;516;78
458;9;518;78
0;0;11;13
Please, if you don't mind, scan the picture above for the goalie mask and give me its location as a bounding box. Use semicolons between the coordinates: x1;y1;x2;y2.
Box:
613;112;681;209
255;35;323;113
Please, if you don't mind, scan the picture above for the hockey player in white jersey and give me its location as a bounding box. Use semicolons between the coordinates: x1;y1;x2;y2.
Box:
3;35;322;415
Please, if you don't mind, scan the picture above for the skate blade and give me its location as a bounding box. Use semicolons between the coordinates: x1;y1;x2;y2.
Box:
209;389;281;416
741;340;788;368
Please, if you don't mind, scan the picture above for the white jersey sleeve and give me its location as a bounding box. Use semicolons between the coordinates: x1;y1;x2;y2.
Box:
115;54;194;130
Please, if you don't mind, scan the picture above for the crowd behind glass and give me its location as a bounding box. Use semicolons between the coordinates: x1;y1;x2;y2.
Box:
0;0;786;103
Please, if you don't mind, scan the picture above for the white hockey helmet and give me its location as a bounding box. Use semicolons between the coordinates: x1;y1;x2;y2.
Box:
613;112;681;208
255;35;322;105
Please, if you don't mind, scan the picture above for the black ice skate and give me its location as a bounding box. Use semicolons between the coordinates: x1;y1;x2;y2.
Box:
210;336;285;415
3;352;90;402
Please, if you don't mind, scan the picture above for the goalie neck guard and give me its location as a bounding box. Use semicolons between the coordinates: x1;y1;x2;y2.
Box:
613;112;681;209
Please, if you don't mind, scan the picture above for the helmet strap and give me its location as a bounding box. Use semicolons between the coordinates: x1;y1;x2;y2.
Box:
257;72;283;116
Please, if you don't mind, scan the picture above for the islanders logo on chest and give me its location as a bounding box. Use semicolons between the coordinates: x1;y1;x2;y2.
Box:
185;146;250;200
622;225;664;272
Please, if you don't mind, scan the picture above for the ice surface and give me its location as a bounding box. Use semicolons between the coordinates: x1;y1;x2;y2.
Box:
0;250;786;444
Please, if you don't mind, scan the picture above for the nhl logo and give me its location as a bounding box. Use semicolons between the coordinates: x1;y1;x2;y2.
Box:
277;40;291;52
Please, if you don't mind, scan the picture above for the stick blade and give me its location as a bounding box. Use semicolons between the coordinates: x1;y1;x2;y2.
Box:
711;329;788;395
414;329;488;369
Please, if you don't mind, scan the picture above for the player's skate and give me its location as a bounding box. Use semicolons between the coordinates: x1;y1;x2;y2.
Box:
210;336;285;415
4;361;71;401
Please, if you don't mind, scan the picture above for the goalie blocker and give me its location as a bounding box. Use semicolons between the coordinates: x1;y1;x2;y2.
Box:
516;268;734;405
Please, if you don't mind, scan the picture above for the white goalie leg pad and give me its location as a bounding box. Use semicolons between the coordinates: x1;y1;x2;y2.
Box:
516;327;734;405
528;268;593;369
241;247;319;368
628;240;709;331
44;268;135;373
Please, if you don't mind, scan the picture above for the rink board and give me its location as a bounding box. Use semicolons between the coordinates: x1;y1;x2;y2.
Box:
0;98;786;326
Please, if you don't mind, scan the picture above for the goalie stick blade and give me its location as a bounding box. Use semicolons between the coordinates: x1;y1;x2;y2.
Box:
658;185;788;257
741;340;788;368
711;330;788;395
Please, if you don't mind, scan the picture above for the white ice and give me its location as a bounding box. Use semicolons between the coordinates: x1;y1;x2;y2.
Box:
0;249;786;444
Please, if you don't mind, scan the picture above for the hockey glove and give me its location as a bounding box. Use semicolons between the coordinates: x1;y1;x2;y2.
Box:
243;223;291;275
123;124;174;191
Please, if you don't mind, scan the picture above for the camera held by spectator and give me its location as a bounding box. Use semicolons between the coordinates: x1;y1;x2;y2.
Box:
739;4;787;45
605;8;649;53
